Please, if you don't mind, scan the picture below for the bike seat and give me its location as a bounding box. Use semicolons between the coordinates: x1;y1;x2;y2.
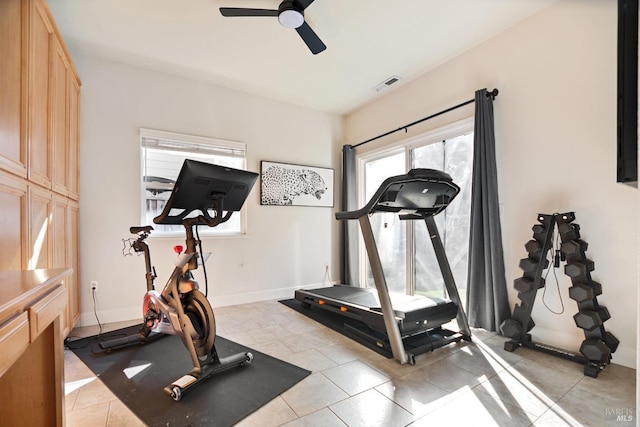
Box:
130;225;154;235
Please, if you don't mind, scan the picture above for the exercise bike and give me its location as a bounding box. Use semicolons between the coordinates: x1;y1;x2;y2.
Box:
99;159;259;401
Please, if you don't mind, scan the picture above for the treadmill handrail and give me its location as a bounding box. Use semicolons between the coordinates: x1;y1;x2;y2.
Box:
335;168;459;221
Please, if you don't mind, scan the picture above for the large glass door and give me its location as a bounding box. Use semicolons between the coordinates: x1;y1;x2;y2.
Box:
359;124;473;302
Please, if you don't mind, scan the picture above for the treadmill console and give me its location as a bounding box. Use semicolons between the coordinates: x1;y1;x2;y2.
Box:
337;168;460;220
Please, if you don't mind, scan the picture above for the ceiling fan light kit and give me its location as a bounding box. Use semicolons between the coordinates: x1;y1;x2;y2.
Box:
278;2;304;28
220;0;326;54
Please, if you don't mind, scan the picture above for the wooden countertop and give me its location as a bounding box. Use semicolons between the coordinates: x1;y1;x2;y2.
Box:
0;268;72;324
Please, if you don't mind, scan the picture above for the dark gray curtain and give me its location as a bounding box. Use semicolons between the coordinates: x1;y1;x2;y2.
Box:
466;88;510;332
341;145;360;286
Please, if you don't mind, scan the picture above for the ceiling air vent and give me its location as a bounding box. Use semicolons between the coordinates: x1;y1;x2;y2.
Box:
374;75;402;92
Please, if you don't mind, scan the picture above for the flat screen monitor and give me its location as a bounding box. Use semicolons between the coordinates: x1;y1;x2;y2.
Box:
154;159;258;225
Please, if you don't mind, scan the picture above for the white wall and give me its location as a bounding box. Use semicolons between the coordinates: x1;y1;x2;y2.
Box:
345;0;637;369
76;55;343;325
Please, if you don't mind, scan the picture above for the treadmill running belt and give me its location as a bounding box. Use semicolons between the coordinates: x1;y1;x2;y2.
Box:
305;285;445;311
295;285;458;336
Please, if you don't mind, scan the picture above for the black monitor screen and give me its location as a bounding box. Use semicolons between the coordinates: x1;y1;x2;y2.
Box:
154;159;258;225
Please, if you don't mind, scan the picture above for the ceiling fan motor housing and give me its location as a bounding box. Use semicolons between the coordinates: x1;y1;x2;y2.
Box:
278;1;304;28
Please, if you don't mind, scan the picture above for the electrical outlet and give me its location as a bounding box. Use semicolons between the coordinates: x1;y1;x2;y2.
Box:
90;281;98;292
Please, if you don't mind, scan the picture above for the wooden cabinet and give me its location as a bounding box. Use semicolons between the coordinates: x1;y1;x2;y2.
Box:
0;268;71;427
0;0;81;338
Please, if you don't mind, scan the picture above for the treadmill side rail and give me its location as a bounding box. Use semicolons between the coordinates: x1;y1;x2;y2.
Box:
425;216;472;339
359;214;411;364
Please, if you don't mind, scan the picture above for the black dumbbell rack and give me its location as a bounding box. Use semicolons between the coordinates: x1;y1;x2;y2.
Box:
500;212;619;378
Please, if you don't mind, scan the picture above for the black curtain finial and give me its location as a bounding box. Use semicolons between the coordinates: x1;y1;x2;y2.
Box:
485;88;499;100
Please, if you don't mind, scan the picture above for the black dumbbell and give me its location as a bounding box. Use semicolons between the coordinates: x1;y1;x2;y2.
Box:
524;240;543;257
560;240;588;261
514;277;545;293
512;304;535;331
519;257;549;273
573;307;610;330
568;282;602;302
580;339;611;364
564;260;595;282
532;224;548;241
558;222;580;241
500;319;522;339
603;331;620;353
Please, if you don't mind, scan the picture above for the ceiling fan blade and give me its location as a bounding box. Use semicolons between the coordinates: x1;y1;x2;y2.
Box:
219;8;279;17
295;0;316;11
295;21;326;54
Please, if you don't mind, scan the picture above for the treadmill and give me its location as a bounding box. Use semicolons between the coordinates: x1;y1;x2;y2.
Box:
295;168;472;365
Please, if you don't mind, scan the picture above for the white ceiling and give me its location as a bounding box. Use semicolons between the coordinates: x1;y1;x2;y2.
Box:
48;0;558;114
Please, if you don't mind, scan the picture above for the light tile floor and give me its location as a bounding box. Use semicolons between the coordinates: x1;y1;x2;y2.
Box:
64;300;636;426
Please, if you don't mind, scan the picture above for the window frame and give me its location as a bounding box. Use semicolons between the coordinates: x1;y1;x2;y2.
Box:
139;128;249;238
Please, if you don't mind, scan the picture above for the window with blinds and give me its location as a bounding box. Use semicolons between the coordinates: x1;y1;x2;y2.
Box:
139;128;248;235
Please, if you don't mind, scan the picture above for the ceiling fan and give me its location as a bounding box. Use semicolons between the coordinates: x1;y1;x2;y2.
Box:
219;0;326;55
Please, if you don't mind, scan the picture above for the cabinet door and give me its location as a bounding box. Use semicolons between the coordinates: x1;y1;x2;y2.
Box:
65;200;80;332
67;74;80;200
27;184;52;270
0;0;27;178
50;38;69;196
51;194;67;269
27;0;53;188
51;195;69;334
0;171;27;270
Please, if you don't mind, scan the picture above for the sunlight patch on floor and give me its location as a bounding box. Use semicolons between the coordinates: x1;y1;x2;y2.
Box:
123;362;153;379
65;376;97;395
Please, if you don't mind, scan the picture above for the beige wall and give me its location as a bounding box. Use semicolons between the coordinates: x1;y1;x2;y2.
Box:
75;54;343;325
345;0;637;368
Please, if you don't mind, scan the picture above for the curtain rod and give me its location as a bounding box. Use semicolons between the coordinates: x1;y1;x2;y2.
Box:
352;88;499;149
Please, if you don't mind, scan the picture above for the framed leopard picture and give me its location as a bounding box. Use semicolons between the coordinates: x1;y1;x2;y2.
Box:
260;161;334;207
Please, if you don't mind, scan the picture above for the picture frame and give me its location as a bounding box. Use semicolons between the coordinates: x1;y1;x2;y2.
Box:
260;161;334;207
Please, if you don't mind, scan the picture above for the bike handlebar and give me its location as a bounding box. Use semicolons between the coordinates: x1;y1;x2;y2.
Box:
130;225;154;235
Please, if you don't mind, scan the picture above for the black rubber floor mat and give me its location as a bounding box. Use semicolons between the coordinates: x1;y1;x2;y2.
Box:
68;325;310;427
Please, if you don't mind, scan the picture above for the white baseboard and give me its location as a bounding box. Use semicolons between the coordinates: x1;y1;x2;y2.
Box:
209;281;334;307
79;306;140;327
78;282;333;327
